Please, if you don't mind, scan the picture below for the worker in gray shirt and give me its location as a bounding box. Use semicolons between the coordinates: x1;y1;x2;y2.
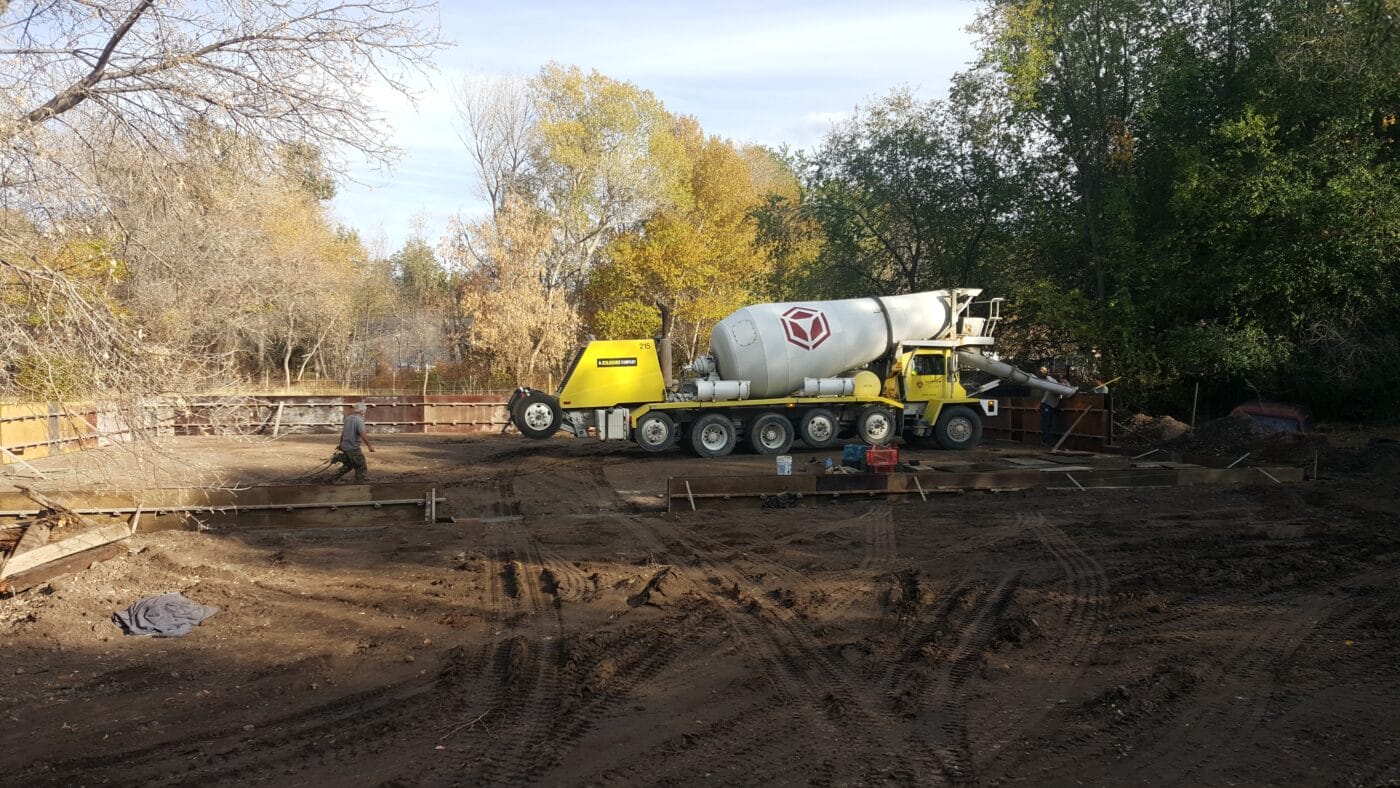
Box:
331;403;375;483
1039;366;1063;447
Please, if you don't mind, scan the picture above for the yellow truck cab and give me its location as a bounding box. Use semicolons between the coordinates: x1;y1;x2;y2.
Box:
884;346;999;449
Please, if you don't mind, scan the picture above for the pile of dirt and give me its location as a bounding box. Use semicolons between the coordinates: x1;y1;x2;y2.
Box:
1182;414;1395;472
1318;436;1400;475
1122;413;1193;445
1183;413;1267;456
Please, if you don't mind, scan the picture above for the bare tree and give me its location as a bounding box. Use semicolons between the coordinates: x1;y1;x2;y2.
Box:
452;73;537;220
0;0;441;408
448;198;579;388
1;0;442;177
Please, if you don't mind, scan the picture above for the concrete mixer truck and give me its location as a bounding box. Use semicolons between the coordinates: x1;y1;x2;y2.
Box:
507;288;1076;457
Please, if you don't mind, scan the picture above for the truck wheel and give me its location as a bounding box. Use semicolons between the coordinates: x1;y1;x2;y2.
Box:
799;408;841;449
690;413;737;458
934;405;982;450
634;411;676;453
856;406;896;446
747;413;794;455
513;390;562;439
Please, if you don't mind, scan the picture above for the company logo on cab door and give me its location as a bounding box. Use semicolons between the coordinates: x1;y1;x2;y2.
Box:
780;306;832;350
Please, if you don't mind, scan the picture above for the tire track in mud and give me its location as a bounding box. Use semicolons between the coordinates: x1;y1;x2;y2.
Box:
19;668;453;787
534;543;593;603
978;514;1108;771
879;578;980;690
572;519;831;785
1007;598;1298;783
1023;572;1359;787
1120;593;1347;786
1181;568;1400;786
111;530;551;787
860;505;898;571
898;572;1022;785
17;541;518;787
590;702;818;786
451;519;734;785
457;528;565;786
633;517;955;785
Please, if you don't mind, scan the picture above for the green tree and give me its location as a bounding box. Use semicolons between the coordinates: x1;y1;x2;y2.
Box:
390;237;451;306
802;88;1022;297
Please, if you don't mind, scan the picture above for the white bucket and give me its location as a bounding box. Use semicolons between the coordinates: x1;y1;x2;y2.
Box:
776;455;793;476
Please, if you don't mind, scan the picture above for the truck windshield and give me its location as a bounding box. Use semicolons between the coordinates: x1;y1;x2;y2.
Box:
912;355;945;376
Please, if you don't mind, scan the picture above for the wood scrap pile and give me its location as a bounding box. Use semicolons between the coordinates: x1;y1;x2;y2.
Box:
0;487;136;594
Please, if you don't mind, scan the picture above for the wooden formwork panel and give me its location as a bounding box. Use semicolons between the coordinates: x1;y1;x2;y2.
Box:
0;402;103;462
666;465;1304;511
982;394;1111;452
423;401;511;433
0;484;444;531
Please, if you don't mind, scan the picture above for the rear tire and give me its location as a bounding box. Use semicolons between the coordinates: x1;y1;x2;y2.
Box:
856;406;896;446
934;405;982;450
634;411;677;452
690;413;737;458
747;413;794;455
799;408;841;449
513;390;562;439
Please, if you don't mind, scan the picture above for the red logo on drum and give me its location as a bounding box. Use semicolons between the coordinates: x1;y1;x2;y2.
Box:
781;307;831;350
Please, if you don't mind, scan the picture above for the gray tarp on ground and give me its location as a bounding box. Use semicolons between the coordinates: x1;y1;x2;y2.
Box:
112;592;219;637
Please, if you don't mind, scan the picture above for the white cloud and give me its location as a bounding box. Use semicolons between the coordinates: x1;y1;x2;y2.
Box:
334;0;980;250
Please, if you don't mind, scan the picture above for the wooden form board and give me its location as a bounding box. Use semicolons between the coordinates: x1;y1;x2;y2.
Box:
981;394;1112;453
1;522;133;578
0;484;446;532
0;402;104;463
666;465;1305;512
0;543;127;593
0;483;440;514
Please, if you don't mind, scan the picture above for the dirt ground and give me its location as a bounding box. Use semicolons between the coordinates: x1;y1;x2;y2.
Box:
1;431;1398;787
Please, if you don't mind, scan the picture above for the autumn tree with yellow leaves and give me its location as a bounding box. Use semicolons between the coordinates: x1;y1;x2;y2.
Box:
451;65;806;384
586;117;797;361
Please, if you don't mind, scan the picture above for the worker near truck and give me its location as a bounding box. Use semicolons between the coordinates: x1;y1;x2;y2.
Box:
331;403;375;483
1039;366;1063;447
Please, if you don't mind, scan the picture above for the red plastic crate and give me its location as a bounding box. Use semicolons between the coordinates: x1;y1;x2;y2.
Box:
865;446;899;472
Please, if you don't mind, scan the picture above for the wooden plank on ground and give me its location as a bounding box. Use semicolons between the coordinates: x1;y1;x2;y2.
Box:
1;522;135;578
0;483;441;516
0;543;126;594
13;519;51;555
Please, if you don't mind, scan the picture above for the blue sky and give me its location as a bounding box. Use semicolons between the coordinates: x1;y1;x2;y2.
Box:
331;0;982;253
